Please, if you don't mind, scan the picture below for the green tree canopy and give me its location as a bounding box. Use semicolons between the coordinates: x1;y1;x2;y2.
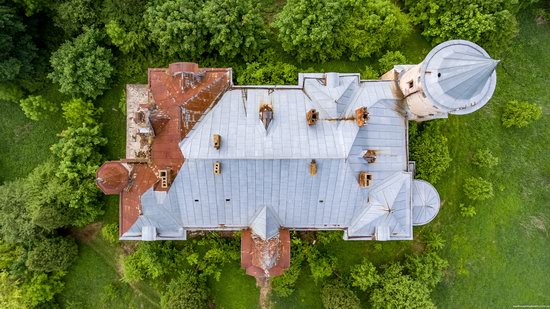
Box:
404;252;448;290
321;280;361;309
237;62;298;85
351;258;380;291
26;237;77;273
160;271;209;309
404;0;520;51
273;0;410;62
0;2;37;82
19;95;58;121
145;0;265;59
0;180;38;244
370;264;435;309
102;0;149;53
49;28;114;99
410;122;452;184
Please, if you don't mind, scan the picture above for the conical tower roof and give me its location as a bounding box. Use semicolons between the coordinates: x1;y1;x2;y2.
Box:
420;40;498;115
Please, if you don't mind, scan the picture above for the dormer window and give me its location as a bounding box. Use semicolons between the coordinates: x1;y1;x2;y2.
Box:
363;150;376;164
259;104;273;130
306;109;319;126
355;107;369;127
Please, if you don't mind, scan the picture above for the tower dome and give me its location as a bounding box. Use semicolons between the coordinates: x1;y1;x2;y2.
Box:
395;40;499;121
420;40;499;115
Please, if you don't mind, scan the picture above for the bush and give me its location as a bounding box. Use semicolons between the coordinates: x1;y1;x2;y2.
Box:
19;96;58;121
351;258;379;291
424;232;446;252
49;28;113;99
62;98;102;127
308;254;336;283
26;237;78;273
410;122;452;184
404;252;448;290
405;0;520;52
21;272;65;308
160;271;208;309
321;280;361;309
472;148;499;168
0;83;24;102
459;204;477;217
378;51;407;74
273;0;410;62
501;100;542;128
362;66;379;79
237;62;298;85
122;242;180;283
272;236;307;297
463;176;494;201
101;223;119;244
370;264;435;309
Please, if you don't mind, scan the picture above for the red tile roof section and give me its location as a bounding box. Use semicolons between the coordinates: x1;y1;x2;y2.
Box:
113;63;231;235
241;229;291;280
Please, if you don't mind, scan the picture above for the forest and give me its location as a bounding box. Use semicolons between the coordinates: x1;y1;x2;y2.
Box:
0;0;548;308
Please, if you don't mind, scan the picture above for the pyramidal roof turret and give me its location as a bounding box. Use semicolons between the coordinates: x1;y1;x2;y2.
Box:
420;40;499;115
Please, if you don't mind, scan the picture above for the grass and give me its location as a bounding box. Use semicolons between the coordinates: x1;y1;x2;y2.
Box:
209;263;260;308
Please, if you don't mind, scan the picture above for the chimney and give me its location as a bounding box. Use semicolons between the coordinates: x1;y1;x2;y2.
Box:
309;160;317;176
306;109;319;126
259;104;273;130
355;107;369;127
358;171;372;188
213;134;221;150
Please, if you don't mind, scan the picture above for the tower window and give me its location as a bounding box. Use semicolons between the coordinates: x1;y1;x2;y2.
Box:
408;80;414;89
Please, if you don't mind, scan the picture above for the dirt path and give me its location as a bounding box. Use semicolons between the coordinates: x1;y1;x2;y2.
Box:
258;278;272;309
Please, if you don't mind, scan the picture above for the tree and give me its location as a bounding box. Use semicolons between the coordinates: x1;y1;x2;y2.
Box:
50;125;107;225
273;0;410;62
26;161;76;230
463;176;494;201
321;280;361;309
201;0;266;59
351;258;379;291
0;2;37;83
102;0;149;53
122;242;180;283
160;271;208;309
341;0;410;60
0;272;22;307
501;100;542;128
370;264;435;309
0;180;38;244
26;237;78;273
237;62;298;85
62;98;102;127
49;28;113;99
21;272;65;308
145;0;265;59
404;0;520;52
472;148;499;169
53;0;100;35
19;95;58;121
410;122;452;184
404;252;448;290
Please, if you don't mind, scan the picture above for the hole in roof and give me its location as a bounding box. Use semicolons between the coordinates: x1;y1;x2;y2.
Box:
225;198;230;202
194;199;199;202
437;72;441;78
319;200;324;203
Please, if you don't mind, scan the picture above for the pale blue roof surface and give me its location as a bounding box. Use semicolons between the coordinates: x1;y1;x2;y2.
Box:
122;74;419;241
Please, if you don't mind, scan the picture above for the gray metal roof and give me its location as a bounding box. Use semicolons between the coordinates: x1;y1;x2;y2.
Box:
420;40;498;115
412;180;440;226
122;74;419;241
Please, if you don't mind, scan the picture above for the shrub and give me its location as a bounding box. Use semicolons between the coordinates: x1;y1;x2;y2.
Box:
19;95;58;121
459;204;477;217
21;272;65;308
308;254;336;283
472;148;499;168
351;258;379;291
160;271;208;309
404;252;448;290
424;232;446;251
405;0;520;51
370;264;435;309
362;66;379;79
272;236;307;297
237;62;298;85
410;122;452;184
0;83;24;102
122;242;180;283
463;177;494;201
49;28;113;99
321;280;361;309
501;100;542;128
101;223;119;244
378;51;407;74
61;98;102;127
26;237;78;273
273;0;410;62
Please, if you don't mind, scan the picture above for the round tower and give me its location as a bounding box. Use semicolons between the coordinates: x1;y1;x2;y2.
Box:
397;40;499;121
